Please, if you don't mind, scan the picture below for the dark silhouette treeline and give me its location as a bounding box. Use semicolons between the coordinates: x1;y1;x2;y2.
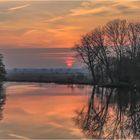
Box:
74;87;140;139
6;68;92;85
75;19;140;87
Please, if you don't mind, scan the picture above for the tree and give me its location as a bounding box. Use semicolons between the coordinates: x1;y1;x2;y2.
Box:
0;54;6;84
74;19;140;86
74;27;113;84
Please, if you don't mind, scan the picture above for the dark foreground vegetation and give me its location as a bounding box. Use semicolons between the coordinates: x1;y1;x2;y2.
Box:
75;19;140;87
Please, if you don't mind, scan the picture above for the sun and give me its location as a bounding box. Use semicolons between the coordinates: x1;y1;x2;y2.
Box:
65;57;75;68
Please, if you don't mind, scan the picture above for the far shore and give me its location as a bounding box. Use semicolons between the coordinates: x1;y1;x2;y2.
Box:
5;80;140;89
5;79;93;85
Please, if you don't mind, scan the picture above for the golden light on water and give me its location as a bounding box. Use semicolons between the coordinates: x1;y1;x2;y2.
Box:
0;83;90;139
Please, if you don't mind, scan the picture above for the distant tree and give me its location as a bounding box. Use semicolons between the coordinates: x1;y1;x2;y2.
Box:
0;54;6;84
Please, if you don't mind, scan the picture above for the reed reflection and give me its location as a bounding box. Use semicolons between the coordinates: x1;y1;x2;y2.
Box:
0;88;6;121
74;87;140;139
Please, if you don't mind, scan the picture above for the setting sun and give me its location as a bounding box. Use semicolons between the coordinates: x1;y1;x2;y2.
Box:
65;57;75;68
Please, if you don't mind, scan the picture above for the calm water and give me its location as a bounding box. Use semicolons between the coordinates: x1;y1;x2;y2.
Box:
0;82;140;139
74;87;140;139
0;82;91;139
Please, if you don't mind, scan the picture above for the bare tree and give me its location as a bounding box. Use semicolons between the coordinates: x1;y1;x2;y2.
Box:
75;19;140;86
104;19;128;59
75;27;113;84
127;22;140;59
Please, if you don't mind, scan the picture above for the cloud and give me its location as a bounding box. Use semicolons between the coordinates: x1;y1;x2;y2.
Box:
23;29;39;36
8;4;30;11
112;1;140;15
9;133;30;140
70;7;108;16
0;28;31;36
0;0;140;50
44;16;65;23
68;0;140;17
68;1;114;17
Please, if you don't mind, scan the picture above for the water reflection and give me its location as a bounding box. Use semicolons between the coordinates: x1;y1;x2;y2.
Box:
0;87;6;121
0;82;88;139
74;87;140;139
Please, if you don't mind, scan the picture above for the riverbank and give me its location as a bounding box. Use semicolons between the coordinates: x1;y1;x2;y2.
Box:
5;79;140;90
6;79;93;85
5;69;140;88
98;83;140;89
6;68;92;85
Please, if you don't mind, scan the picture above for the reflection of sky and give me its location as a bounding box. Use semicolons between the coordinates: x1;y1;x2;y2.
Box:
0;48;81;69
0;82;91;139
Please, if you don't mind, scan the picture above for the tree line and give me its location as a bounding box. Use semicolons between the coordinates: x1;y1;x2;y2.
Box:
75;19;140;86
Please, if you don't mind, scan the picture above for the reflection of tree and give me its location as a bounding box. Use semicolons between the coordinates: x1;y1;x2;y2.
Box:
74;87;140;139
124;89;140;139
0;88;6;121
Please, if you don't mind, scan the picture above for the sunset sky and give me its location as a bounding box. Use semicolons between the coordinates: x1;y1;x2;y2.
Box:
0;0;140;68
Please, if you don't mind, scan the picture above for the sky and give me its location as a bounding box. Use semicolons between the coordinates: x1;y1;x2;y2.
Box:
0;48;80;68
0;0;140;69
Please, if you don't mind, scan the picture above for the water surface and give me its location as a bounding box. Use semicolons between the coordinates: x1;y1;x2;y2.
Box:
1;82;140;139
0;82;91;139
74;87;140;139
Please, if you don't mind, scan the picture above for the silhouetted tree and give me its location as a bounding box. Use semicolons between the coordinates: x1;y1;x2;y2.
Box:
74;19;140;87
74;27;113;84
0;54;6;85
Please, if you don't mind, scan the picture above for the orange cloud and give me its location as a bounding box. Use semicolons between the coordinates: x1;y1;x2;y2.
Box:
0;1;140;49
8;4;30;11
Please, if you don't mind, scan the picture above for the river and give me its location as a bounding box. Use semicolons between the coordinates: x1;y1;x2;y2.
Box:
0;82;140;139
0;82;91;139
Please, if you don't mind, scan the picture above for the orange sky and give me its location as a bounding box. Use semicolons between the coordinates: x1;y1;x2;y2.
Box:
0;0;140;48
